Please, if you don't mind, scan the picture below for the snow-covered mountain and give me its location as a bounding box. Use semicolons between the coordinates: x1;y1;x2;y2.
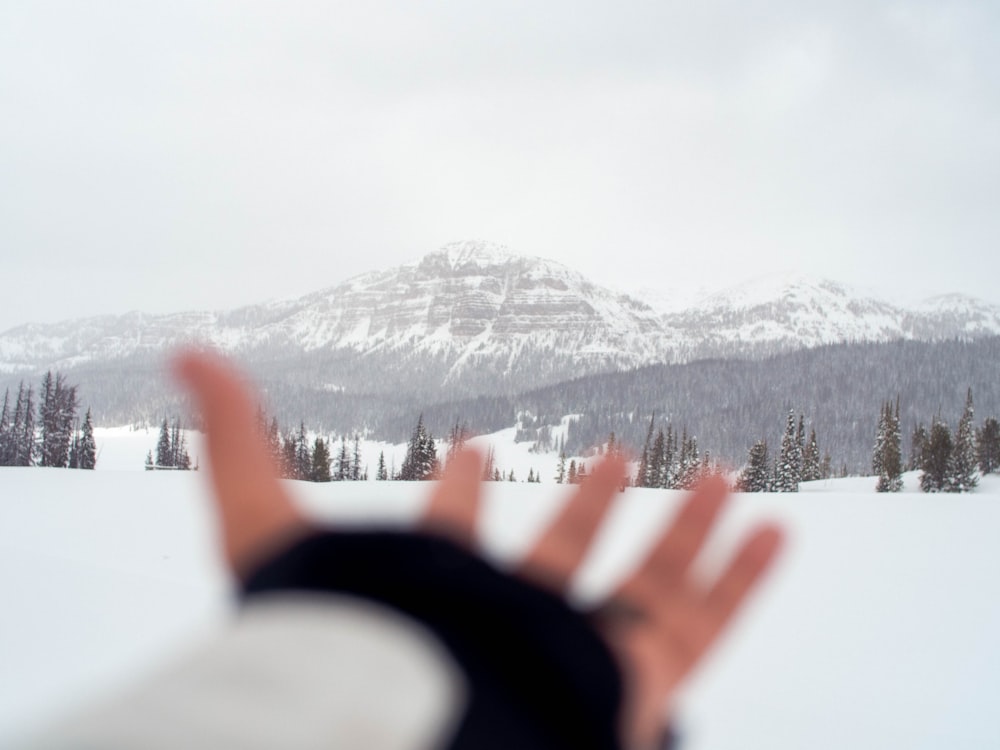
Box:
1;242;999;404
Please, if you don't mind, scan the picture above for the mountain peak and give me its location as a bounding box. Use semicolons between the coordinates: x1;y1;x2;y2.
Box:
420;240;514;273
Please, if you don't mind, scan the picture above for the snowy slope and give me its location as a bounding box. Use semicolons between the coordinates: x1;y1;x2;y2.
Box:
2;468;999;749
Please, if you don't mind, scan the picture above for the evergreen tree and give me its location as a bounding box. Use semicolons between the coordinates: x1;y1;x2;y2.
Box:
267;417;282;468
400;415;437;480
68;424;80;469
555;451;566;484
678;432;701;490
281;430;299;479
648;428;666;489
156;418;172;468
482;446;495;481
335;436;350;481
636;415;655;488
446;420;469;463
0;389;12;466
777;410;801;492
79;409;97;470
310;437;332;482
38;371;77;468
737;439;770;492
10;383;36;466
977;417;1000;474
909;423;928;471
947;389;978;492
492;468;501;482
801;428;821;482
507;469;516;482
577;462;588;482
872;404;886;481
173;419;192;470
376;451;388;481
527;468;535;483
920;420;953;493
351;434;362;481
568;459;577;484
295;423;311;480
170;420;181;468
875;400;903;492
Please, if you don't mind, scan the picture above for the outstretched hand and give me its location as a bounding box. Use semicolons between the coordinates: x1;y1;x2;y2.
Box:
175;349;783;750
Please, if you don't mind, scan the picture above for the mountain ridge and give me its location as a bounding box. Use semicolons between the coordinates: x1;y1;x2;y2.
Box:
2;241;999;402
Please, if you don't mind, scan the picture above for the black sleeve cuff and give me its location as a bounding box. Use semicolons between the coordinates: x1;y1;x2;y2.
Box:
242;529;625;750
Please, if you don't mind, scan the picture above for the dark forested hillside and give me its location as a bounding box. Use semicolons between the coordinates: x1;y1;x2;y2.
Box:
5;337;996;474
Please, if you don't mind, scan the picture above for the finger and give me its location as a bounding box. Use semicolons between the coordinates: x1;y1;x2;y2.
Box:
703;524;784;635
422;448;483;546
520;455;626;590
619;474;730;600
172;348;305;577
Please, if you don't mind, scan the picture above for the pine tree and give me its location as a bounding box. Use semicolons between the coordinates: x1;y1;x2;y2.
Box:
875;400;903;492
281;430;299;479
678;432;701;490
872;404;886;481
351;434;362;481
68;423;80;469
568;459;577;484
777;410;800;492
649;428;666;489
268;417;282;468
947;389;978;493
173;419;192;470
156;418;172;468
482;446;495;481
335;436;350;481
400;415;437;481
636;415;655;488
310;437;332;482
79;409;97;470
376;451;388;481
527;468;535;483
0;389;12;466
737;439;770;492
11;383;35;466
801;428;821;482
295;423;311;480
909;423;928;471
555;451;566;484
507;469;516;482
38;371;77;468
920;420;953;493
577;462;588;482
447;420;469;463
977;417;1000;474
492;468;501;482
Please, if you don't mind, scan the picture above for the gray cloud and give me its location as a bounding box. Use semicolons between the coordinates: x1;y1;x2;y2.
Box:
1;0;997;330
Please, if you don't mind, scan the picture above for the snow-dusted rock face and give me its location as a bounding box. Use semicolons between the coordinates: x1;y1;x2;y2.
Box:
1;244;999;402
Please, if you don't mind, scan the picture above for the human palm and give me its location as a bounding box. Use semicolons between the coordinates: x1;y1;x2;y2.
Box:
174;350;783;750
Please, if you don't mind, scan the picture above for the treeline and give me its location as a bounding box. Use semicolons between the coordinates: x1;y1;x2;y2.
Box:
875;389;999;493
731;389;1000;493
29;338;1000;477
144;418;194;470
0;372;96;469
733;409;833;492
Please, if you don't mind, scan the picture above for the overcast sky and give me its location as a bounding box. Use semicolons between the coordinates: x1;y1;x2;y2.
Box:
1;0;998;331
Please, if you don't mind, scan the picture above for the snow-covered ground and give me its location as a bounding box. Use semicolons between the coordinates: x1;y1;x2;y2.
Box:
2;439;999;749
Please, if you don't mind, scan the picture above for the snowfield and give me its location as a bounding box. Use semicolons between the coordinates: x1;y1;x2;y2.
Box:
1;433;999;749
